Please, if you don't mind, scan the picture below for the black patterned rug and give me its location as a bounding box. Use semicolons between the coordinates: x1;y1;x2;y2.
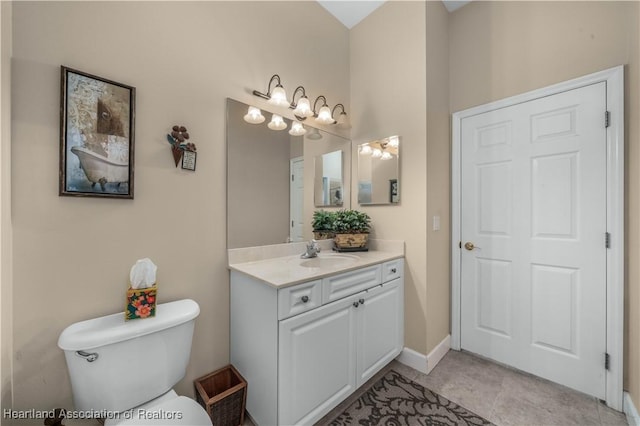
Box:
327;370;494;426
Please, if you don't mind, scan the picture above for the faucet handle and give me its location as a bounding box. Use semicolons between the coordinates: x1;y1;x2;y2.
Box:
311;239;321;252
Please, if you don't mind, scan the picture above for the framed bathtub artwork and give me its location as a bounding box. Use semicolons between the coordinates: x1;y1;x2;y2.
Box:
59;66;136;199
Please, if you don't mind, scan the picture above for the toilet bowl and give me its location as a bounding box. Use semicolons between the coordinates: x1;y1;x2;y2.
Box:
58;299;211;426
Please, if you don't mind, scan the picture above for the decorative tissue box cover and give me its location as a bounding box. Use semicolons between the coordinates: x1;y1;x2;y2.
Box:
125;284;157;321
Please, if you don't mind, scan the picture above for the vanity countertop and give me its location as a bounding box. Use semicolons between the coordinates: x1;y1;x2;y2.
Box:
228;239;404;288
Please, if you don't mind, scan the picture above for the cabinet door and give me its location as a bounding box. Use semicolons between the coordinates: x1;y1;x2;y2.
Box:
357;278;404;387
278;294;358;425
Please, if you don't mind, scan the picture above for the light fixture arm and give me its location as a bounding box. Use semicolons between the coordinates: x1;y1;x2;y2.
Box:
253;74;283;100
289;86;308;109
312;95;328;115
331;104;346;116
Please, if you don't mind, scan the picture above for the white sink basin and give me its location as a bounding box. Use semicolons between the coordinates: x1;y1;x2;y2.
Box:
299;253;359;268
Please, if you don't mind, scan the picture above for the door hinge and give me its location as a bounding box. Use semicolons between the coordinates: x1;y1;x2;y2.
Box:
459;241;462;249
291;220;294;227
605;111;611;128
605;353;610;370
605;232;611;249
292;174;294;181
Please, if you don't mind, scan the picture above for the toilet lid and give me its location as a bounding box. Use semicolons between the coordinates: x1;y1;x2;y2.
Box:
104;396;212;426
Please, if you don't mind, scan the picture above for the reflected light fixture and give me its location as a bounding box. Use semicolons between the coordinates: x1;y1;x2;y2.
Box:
253;74;289;107
372;148;383;158
289;121;307;136
307;127;322;140
290;86;313;119
381;151;393;161
243;106;265;124
332;104;351;129
268;114;287;131
359;144;372;155
388;135;400;148
313;96;334;124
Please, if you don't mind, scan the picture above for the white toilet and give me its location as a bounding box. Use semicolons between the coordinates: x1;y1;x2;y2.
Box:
58;299;212;425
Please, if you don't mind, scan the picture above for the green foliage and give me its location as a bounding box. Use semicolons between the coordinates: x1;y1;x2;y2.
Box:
332;209;371;233
312;210;336;231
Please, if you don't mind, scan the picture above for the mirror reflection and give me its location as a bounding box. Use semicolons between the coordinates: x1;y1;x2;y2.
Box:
314;150;343;207
357;135;400;205
227;98;351;249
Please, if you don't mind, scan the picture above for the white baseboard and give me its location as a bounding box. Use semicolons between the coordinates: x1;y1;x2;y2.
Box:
624;392;640;426
396;347;428;374
396;334;451;375
426;334;451;374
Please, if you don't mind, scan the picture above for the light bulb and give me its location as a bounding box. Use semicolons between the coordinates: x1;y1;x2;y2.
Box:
268;85;288;107
268;114;287;131
381;151;393;160
335;112;351;129
359;144;372;155
243;106;265;124
315;106;333;124
289;121;307;136
292;97;313;118
388;136;399;148
372;148;383;158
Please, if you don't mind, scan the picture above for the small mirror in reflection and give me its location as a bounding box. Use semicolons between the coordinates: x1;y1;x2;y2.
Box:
358;135;400;205
314;150;343;207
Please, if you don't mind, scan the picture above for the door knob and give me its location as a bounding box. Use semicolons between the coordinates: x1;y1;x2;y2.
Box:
464;242;479;251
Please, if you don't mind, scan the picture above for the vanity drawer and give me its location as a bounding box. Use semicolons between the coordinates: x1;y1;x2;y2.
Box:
278;280;322;320
382;259;403;283
322;265;382;304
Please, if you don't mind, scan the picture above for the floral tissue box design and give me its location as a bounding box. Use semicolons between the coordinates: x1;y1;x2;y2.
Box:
125;285;157;321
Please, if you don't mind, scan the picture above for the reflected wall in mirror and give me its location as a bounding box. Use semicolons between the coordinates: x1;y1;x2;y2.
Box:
357;135;400;205
227;98;351;249
314;150;343;207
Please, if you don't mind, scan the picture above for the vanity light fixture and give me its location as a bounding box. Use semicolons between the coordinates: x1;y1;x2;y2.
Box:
388;135;400;148
359;144;372;155
290;86;314;119
307;127;323;140
268;114;287;131
371;148;383;159
313;96;334;124
380;151;393;161
253;74;289;107
332;104;351;129
289;121;307;136
243;106;265;124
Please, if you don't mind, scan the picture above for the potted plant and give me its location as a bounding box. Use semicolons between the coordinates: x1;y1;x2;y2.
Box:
332;209;371;251
312;210;336;240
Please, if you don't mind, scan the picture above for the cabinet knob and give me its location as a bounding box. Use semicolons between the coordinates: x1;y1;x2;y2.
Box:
359;298;365;305
301;295;309;303
391;268;397;274
353;301;360;308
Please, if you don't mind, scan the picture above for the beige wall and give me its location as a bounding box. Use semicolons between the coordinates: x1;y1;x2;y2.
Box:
1;0;13;412
450;0;639;406
10;0;348;414
425;0;450;353
350;1;429;354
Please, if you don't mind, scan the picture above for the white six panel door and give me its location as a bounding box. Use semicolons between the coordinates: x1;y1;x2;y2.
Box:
460;82;607;398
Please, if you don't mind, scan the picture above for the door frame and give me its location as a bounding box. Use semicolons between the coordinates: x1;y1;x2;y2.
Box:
289;156;304;242
451;66;624;410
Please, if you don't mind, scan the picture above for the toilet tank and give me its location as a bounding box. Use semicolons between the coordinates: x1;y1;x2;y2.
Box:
58;299;200;412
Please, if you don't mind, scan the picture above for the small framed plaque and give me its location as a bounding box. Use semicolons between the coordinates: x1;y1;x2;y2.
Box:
182;150;197;171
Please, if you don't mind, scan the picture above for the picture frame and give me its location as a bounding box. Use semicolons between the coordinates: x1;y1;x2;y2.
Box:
390;179;399;203
181;150;197;171
59;66;136;198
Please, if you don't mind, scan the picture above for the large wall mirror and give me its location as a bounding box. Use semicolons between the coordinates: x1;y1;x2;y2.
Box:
357;135;400;205
227;98;351;249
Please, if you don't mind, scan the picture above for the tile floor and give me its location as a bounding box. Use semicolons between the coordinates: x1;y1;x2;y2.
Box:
248;349;629;425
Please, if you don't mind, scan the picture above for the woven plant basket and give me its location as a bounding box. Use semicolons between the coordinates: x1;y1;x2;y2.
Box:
313;231;335;240
194;364;247;426
334;233;369;250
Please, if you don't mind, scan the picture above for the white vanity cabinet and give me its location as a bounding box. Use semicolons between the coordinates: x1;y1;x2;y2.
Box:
230;258;404;426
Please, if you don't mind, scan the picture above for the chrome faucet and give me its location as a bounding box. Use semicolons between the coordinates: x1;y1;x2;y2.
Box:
301;239;321;258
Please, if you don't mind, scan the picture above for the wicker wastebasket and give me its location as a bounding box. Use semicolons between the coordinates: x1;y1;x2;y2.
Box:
194;364;247;426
